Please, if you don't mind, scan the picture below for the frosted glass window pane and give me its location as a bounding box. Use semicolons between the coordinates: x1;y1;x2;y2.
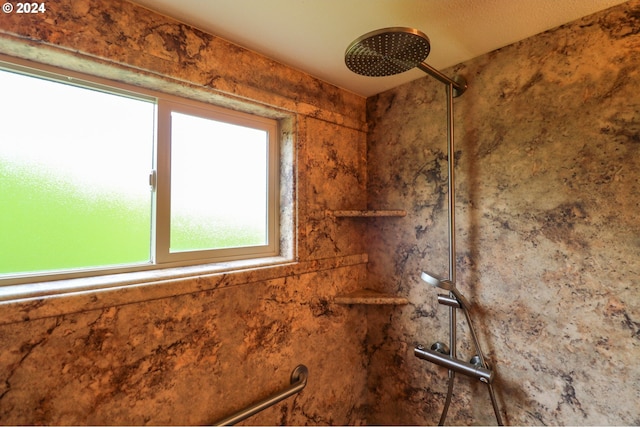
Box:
0;69;154;274
170;112;268;252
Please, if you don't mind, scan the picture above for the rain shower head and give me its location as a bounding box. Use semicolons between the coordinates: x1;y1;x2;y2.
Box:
345;27;467;96
344;27;431;77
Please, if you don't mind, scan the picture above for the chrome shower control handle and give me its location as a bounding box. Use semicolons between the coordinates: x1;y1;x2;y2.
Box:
469;355;482;367
431;342;450;355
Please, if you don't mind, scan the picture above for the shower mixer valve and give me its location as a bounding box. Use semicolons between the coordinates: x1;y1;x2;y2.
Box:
414;344;493;384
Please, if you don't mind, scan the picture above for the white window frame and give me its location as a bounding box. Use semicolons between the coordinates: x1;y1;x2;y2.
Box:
0;57;281;286
155;99;280;264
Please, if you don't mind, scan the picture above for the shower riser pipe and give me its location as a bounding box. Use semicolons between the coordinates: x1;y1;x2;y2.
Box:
442;82;457;426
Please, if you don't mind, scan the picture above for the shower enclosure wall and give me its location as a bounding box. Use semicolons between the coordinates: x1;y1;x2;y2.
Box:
363;1;640;424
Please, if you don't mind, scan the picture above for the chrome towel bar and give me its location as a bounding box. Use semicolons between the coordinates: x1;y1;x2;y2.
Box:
213;365;308;426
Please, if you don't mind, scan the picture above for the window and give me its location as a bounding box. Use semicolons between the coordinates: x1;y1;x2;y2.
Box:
0;60;279;285
156;100;279;264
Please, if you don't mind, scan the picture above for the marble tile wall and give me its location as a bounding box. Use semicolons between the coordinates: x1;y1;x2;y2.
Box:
2;0;638;425
0;0;370;424
365;0;640;425
0;264;370;425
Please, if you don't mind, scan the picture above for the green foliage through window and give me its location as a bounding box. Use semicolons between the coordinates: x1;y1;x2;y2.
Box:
0;61;278;282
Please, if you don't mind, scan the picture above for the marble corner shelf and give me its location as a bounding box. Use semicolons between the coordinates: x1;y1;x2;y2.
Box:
327;210;407;218
334;289;409;305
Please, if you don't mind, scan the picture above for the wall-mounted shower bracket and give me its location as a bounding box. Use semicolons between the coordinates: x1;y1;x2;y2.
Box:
437;294;461;308
452;75;468;98
415;345;493;384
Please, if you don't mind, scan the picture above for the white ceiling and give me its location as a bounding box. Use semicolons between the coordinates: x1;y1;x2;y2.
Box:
129;0;628;97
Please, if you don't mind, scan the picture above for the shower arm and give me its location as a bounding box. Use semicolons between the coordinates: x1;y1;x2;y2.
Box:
417;62;467;97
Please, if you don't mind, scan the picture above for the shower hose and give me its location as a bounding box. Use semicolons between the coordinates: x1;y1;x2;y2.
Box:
438;299;504;426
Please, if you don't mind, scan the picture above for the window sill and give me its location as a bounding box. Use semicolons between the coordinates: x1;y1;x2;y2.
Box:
0;253;368;326
0;257;290;302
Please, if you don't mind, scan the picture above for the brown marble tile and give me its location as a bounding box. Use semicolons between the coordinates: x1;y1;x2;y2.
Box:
0;0;370;425
365;0;640;425
0;266;369;425
0;0;638;425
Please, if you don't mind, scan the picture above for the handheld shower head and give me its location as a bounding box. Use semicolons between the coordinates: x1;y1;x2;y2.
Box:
421;271;470;308
421;271;453;290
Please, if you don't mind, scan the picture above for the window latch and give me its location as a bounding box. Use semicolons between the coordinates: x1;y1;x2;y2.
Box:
149;170;157;191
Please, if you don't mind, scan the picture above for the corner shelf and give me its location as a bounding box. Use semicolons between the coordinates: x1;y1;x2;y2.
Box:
327;209;406;218
334;289;409;306
329;210;407;306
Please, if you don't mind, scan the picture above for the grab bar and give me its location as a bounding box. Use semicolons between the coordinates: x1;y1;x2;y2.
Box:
213;365;309;426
